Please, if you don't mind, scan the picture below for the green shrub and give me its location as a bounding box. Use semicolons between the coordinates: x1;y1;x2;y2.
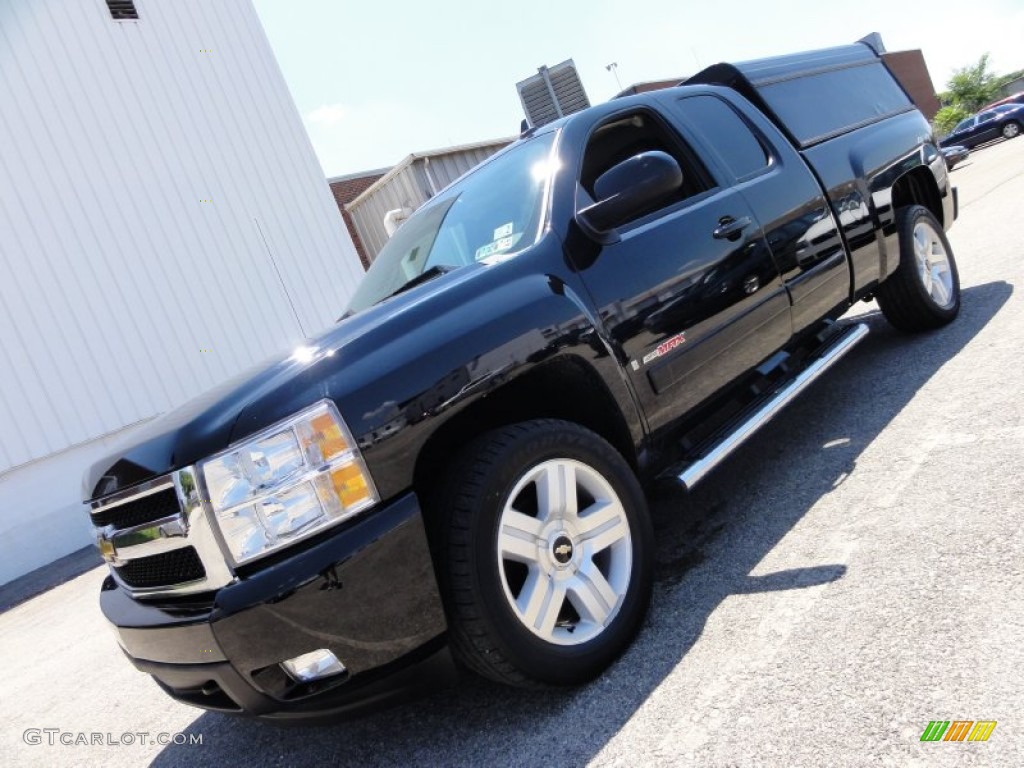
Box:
933;105;971;138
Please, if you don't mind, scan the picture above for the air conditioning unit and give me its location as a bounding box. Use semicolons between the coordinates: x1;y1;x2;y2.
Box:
516;59;590;129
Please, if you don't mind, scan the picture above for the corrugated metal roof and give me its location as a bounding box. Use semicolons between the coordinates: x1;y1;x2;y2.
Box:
344;139;514;263
346;137;515;210
326;166;391;185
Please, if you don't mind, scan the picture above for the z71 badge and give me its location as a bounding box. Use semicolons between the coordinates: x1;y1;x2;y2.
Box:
641;332;687;366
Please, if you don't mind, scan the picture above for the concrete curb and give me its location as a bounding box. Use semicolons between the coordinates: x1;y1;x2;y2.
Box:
0;546;103;613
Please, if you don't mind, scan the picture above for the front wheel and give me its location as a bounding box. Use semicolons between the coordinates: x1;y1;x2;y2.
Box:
876;205;961;332
434;419;653;687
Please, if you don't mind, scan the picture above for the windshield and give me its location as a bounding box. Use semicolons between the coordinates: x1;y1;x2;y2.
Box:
346;132;557;313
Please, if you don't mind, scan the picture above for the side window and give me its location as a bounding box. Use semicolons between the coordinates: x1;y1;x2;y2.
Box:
954;118;973;133
673;95;769;181
754;61;911;145
579;109;711;225
977;111;996;124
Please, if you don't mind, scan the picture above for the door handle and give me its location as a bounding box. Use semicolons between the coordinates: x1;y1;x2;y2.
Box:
713;215;752;241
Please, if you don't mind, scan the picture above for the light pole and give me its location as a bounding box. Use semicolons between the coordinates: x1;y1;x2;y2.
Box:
606;62;623;92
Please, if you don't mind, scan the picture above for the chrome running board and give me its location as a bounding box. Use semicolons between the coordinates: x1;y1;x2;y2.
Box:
676;322;869;490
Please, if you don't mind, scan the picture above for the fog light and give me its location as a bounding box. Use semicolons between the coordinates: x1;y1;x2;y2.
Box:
280;649;346;682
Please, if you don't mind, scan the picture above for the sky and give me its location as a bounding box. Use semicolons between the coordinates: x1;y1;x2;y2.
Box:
252;0;1024;179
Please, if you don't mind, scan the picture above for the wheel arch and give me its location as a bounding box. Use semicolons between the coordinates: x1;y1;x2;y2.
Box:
891;165;944;227
413;355;638;510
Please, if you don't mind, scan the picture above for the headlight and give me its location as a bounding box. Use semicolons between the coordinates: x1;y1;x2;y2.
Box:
199;401;378;564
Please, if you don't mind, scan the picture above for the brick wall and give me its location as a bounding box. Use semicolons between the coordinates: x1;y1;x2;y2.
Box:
883;50;941;121
329;171;388;269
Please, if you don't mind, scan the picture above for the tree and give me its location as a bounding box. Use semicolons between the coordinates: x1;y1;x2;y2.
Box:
933;105;970;136
943;54;1000;113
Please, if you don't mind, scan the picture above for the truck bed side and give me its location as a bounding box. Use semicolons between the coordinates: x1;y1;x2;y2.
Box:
688;42;954;300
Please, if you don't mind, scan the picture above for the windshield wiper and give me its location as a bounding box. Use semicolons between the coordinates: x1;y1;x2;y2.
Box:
383;264;457;301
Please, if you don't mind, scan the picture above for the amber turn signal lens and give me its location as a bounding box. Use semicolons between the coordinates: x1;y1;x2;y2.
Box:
310;412;348;460
331;464;371;508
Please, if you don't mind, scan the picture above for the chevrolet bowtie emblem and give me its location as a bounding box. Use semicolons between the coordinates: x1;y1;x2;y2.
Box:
554;544;572;557
98;536;116;561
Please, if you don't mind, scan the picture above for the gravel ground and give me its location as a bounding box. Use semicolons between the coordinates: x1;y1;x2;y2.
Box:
2;138;1022;768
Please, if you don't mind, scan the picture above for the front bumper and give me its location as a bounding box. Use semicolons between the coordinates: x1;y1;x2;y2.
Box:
100;492;455;721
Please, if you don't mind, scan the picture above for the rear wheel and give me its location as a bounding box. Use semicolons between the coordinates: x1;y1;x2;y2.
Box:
876;205;960;332
434;419;653;687
1002;121;1021;140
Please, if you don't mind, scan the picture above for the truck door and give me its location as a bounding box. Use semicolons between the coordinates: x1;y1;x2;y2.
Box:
565;105;792;433
664;92;850;335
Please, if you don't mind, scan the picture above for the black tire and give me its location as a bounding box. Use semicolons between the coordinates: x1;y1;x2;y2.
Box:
432;419;653;687
1002;121;1021;140
875;205;961;332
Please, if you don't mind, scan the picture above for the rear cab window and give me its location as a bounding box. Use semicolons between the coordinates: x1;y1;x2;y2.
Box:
668;94;772;181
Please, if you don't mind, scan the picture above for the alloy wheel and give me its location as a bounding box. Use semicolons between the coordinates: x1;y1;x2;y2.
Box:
912;220;956;309
495;459;633;646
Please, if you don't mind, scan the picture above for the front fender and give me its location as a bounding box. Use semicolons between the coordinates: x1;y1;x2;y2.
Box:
333;243;644;499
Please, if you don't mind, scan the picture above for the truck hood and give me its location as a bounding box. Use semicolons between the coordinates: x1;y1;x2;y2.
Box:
84;265;483;501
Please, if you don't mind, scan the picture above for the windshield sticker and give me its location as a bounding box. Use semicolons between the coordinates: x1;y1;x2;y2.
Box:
475;232;523;261
494;222;513;240
475;242;499;260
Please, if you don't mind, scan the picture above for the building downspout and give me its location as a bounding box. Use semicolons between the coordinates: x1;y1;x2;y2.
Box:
423;156;440;197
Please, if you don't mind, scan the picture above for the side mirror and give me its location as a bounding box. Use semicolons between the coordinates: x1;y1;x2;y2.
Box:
578;151;683;235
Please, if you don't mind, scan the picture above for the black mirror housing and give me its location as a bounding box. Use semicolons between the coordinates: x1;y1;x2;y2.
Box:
578;151;683;234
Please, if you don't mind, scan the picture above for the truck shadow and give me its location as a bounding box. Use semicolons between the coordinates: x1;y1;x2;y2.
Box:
152;280;1011;768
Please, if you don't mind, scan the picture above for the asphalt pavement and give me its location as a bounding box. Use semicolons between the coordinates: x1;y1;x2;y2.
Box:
2;137;1022;768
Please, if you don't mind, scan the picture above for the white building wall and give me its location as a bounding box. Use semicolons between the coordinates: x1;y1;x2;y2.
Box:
0;0;365;584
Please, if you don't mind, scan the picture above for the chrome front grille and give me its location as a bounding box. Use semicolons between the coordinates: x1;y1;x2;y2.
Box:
90;470;234;598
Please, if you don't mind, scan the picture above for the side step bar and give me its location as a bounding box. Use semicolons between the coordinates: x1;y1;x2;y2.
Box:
675;322;869;491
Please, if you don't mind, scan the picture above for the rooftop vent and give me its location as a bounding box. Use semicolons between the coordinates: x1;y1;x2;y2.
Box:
516;59;590;128
106;1;139;21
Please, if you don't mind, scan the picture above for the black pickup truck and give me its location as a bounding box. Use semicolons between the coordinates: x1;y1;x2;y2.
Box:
86;37;960;720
